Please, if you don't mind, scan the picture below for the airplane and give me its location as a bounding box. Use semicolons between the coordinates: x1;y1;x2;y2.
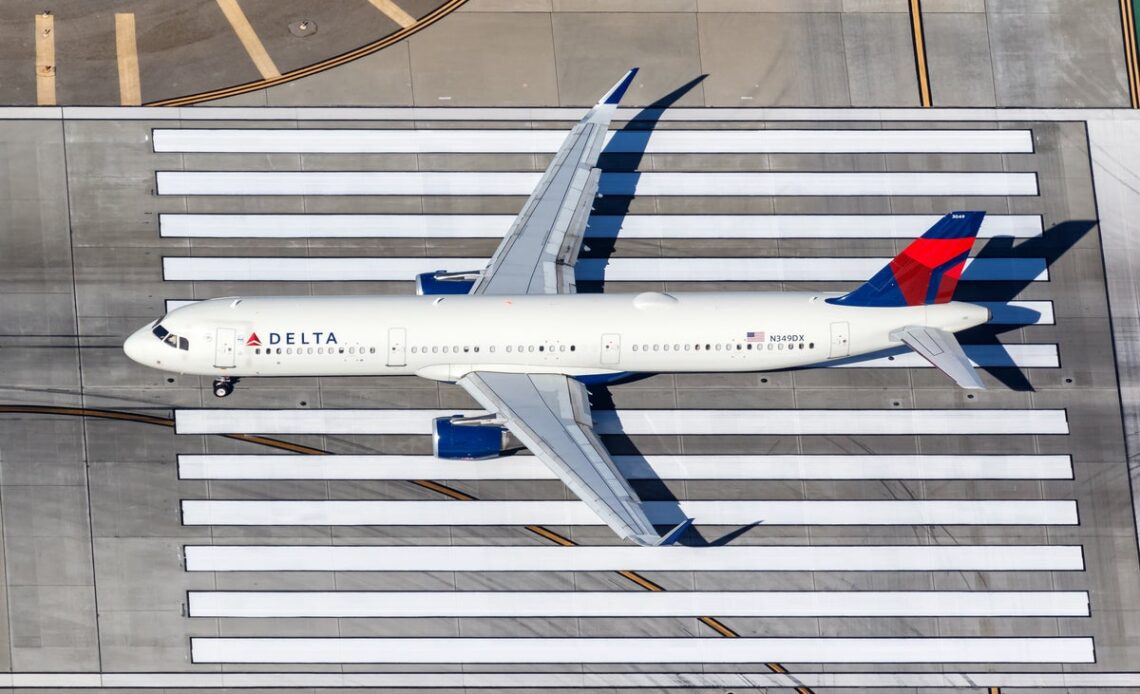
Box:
125;68;991;546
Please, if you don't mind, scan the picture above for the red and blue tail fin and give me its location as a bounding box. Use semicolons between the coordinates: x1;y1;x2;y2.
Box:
828;211;985;307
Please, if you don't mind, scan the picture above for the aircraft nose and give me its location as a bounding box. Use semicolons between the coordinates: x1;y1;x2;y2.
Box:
123;327;151;365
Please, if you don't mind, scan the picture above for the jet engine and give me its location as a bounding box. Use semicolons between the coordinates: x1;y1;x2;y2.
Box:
416;271;479;296
433;415;508;460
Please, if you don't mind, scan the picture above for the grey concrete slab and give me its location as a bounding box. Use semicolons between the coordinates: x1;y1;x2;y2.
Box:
696;12;851;106
407;13;559;106
8;585;98;671
923;11;997;107
549;13;704;107
841;11;920;106
985;0;1130;107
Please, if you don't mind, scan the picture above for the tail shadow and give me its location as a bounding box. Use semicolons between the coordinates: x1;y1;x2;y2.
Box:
954;219;1096;390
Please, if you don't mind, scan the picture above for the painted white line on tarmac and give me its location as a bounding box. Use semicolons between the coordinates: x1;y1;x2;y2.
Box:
158;213;1044;239
153;128;1035;154
174;408;1070;436
176;453;1074;481
186;590;1089;618
183;544;1085;572
161;256;1047;282
155;171;1039;197
189;636;1092;664
179;499;1077;527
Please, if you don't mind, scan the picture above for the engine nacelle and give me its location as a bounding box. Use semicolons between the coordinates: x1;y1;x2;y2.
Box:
433;416;507;460
416;271;478;296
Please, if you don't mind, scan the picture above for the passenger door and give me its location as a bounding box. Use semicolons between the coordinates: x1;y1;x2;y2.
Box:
387;327;407;367
214;328;236;368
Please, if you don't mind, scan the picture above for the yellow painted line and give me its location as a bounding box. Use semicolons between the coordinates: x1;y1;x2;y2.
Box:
149;0;468;107
115;13;142;106
908;0;932;107
368;0;417;28
215;0;280;79
1122;0;1140;108
34;13;56;106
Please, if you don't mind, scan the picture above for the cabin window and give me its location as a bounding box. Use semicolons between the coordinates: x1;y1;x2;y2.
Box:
528;345;535;353
663;344;670;352
809;342;815;349
506;346;512;353
539;346;544;352
705;344;711;351
673;344;679;351
410;347;417;354
715;344;721;351
304;347;311;355
442;346;449;354
767;343;774;350
370;347;376;354
463;346;470;353
349;347;356;354
338;347;345;354
632;345;638;352
695;344;701;351
736;344;742;351
570;345;575;352
779;343;785;351
453;345;459;353
474;346;480;353
652;344;659;352
746;344;752;350
432;346;438;354
684;344;690;351
799;343;805;350
489;346;495;353
179;337;189;350
559;345;566;352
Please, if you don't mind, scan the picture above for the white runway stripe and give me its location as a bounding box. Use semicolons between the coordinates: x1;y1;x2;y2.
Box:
176;453;1074;481
158;213;1044;239
179;500;1077;527
162;298;1057;326
155;171;1040;197
174;408;1070;436
189;636;1092;664
183;544;1085;572
153;129;1035;154
161;256;1047;282
186;590;1089;618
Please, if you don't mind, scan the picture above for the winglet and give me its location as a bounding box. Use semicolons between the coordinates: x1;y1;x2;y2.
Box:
600;68;639;105
654;517;694;546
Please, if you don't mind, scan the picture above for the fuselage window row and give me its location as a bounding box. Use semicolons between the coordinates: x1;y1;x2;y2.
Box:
251;342;816;357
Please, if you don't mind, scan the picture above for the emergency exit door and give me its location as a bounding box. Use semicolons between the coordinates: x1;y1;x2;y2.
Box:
387;327;406;367
601;333;621;365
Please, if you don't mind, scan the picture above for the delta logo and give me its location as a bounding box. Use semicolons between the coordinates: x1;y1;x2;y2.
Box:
246;331;339;346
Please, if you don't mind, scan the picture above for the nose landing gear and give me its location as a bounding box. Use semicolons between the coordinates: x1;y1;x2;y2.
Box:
212;377;236;398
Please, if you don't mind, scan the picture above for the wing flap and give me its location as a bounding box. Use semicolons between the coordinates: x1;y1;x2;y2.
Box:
457;370;665;545
891;325;986;390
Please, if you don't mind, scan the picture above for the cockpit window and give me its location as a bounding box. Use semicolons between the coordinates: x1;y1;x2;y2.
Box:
153;324;190;350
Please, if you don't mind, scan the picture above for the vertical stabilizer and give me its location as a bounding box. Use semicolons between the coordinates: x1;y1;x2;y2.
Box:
828;211;985;307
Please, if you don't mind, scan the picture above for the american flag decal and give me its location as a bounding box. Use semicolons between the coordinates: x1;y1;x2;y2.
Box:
746;331;766;342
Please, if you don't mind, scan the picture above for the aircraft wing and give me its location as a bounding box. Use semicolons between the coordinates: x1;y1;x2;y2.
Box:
891;325;986;390
457;370;689;546
466;69;637;296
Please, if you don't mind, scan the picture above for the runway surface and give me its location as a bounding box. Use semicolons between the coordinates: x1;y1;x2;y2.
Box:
0;107;1137;693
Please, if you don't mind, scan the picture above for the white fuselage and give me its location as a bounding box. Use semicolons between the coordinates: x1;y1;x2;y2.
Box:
123;292;990;381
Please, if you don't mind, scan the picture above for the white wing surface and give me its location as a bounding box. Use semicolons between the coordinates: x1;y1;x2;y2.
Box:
891;325;986;390
457;371;688;546
467;69;637;296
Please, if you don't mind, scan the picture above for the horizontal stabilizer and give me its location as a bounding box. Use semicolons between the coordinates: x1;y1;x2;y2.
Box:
891;325;986;390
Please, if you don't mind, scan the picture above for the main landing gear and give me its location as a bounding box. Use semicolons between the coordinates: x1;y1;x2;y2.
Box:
213;377;236;398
